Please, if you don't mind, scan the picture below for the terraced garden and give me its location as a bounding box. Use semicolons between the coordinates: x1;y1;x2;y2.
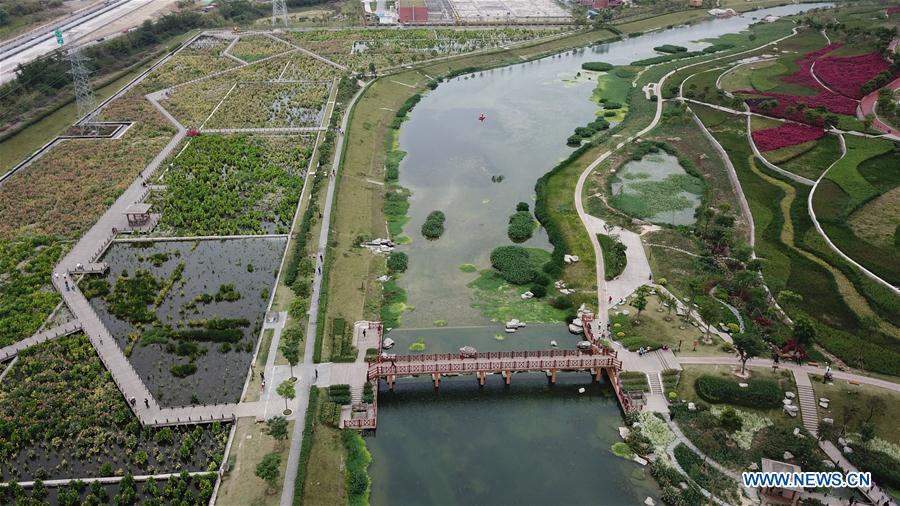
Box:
205;81;330;129
229;35;292;63
142;36;241;92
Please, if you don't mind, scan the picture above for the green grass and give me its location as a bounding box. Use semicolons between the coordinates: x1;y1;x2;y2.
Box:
469;249;569;323
811;377;900;446
597;233;627;280
592;70;631;122
778;134;842;180
822;136;891;205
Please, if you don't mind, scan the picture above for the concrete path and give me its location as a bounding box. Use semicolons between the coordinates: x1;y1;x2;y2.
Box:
821;440;897;506
279;78;367;506
0;321;82;361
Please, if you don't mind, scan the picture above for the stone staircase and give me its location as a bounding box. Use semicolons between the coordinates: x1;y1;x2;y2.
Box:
648;373;663;396
350;385;363;405
796;383;819;436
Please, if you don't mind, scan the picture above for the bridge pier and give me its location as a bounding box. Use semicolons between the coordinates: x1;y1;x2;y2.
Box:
503;370;511;385
387;375;395;391
592;368;603;383
478;371;486;386
432;373;440;389
548;369;557;385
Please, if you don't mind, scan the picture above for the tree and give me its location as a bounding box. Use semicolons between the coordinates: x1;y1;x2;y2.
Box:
720;407;743;433
266;416;289;449
255;452;282;493
280;328;301;379
697;299;721;338
792;317;816;346
277;379;296;414
733;333;766;375
631;286;649;317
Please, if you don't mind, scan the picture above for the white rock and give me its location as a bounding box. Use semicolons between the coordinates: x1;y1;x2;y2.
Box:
822;460;835;469
679;482;689;490
550;340;558;347
633;455;649;466
644;497;655;506
783;451;794;460
619;427;631;439
819;401;829;408
785;391;796;399
748;462;759;471
738;382;749;388
819;398;829;403
632;422;642;429
783;399;793;406
838;437;846;446
843;446;853;454
688;402;697;412
793;427;800;436
822;418;833;424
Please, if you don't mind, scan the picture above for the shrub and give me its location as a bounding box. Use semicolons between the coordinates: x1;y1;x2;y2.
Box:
654;44;687;54
386;252;408;273
695;375;782;408
507;211;535;243
516;202;530;212
581;62;613;71
341;431;372;503
489;246;536;285
170;363;198;378
421;210;445;239
530;284;547;298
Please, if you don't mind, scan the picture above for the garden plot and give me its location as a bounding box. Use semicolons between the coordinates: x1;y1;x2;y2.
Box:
142;36;241;92
279;52;342;81
6;474;219;505
0;89;175;240
0;237;65;347
0;334;229;482
163;76;237;128
283;28;555;72
230;35;292;63
205;81;331;130
84;237;286;406
155;134;312;236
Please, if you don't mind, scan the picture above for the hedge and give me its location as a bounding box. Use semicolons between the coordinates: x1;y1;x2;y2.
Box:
507;211;535;243
292;387;319;505
387;251;408;272
421;210;445;239
341;430;372;506
694;375;782;408
654;44;687;54
490;246;537;285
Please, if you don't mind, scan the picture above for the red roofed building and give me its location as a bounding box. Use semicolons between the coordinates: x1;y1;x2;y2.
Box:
398;0;427;24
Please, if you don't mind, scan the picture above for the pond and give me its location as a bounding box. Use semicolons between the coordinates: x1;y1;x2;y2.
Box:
374;3;830;504
610;151;704;225
87;237;285;406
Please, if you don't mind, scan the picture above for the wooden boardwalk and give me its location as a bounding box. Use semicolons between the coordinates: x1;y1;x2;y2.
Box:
0;321;82;361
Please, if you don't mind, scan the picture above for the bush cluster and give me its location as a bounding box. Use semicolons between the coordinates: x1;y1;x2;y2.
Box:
386;251;408;273
581;61;613;71
489;246;538;285
695;375;782;408
507;210;535;243
421;210;446;239
341;431;372;503
327;384;352;405
654;44;687;54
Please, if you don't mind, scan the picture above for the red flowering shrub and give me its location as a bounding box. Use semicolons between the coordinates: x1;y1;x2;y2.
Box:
783;43;842;89
888;6;900;15
815;52;892;99
751;123;825;151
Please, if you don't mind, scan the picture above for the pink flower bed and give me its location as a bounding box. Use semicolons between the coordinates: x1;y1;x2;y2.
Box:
739;90;857;125
751;123;825;151
888;6;900;15
783;43;842;89
815;52;892;99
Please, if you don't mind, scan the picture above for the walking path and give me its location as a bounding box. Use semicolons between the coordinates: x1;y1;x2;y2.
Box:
792;368;819;436
279;78;367;506
820;440;897;506
0;321;82;361
859;74;900;139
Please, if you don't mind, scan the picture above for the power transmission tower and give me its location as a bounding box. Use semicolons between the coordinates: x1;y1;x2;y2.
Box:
67;44;99;135
273;0;288;26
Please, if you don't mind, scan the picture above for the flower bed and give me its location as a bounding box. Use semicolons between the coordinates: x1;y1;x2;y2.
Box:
751;122;825;151
782;42;842;89
815;52;892;99
742;91;857;124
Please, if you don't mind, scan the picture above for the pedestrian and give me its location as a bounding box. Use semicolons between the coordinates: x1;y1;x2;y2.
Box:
64;280;69;291
129;397;136;406
319;253;323;261
144;398;149;408
363;329;367;337
648;273;652;281
260;371;265;382
608;296;613;303
317;266;321;274
315;368;318;379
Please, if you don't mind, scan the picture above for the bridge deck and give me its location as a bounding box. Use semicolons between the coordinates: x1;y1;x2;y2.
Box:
368;349;622;379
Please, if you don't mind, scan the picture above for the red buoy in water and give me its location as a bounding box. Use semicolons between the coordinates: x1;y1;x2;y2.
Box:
478;113;486;122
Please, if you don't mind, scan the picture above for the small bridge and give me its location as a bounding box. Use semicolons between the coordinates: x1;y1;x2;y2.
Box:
345;343;642;429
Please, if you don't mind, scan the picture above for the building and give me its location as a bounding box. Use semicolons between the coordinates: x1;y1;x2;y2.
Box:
581;0;610;9
398;0;428;24
757;459;802;505
689;0;704;8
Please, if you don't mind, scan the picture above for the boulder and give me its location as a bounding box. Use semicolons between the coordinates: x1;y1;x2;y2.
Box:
688;402;697;412
679;482;689;490
785;391;795;399
793;427;800;436
632;422;642;429
819;401;829;408
618;427;631;439
843;446;853;454
739;383;749;388
782;399;793;406
822;418;833;425
838;437;846;446
748;462;759;471
644;497;655;506
822;460;835;469
633;455;649;466
783;451;794;460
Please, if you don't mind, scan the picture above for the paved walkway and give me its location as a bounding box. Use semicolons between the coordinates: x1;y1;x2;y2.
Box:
0;321;82;361
279;77;362;506
792;368;819;436
858;74;900;138
821;440;896;506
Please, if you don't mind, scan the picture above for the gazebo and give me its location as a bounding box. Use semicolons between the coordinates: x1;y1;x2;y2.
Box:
758;459;802;505
124;203;152;227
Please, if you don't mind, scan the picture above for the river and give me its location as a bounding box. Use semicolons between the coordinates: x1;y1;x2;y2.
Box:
371;4;831;504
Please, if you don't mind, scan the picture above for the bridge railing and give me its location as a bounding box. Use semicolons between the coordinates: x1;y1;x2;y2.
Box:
368;355;619;378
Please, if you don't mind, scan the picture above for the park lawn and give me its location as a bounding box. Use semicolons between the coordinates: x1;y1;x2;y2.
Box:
612;297;733;357
762;140;816;164
778;134;842;180
810;377;900;447
301;401;348;506
675;364;799;420
218;417;294;506
822;135;892;205
592;71;631;122
848;187;900;250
